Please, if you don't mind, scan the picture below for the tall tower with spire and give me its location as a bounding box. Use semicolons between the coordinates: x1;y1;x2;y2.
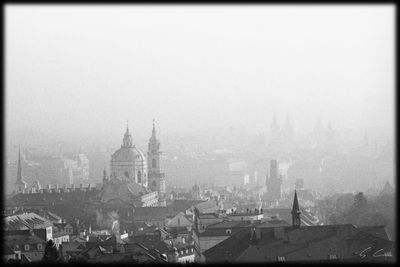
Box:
14;146;27;194
291;190;301;228
147;120;166;206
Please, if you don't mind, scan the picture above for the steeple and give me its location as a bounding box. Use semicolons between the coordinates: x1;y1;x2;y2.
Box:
291;190;301;228
17;145;22;184
151;119;156;140
15;145;27;194
122;122;133;148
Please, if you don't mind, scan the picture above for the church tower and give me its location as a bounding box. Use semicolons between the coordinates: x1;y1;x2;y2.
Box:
147;120;166;206
14;146;27;194
291;190;301;228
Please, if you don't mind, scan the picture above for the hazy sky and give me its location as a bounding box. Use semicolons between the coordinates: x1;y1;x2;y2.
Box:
6;5;395;140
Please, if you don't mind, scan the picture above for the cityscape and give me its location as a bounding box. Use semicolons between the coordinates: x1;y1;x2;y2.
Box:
4;4;395;264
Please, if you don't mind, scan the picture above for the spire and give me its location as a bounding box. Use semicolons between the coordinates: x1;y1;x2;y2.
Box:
291;190;301;228
17;145;22;184
122;123;133;148
152;119;156;137
149;119;159;145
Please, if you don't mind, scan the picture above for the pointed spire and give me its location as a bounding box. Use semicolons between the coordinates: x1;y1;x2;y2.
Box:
291;190;301;228
17;145;22;184
122;122;133;147
152;119;156;136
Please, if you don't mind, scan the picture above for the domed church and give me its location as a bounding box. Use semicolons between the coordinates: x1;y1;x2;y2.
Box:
110;124;148;187
101;120;166;207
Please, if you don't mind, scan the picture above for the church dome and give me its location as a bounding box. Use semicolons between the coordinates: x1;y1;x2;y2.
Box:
111;147;136;162
134;148;146;161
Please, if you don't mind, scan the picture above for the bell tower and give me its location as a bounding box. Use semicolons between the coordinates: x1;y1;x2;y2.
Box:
14;146;27;194
147;120;166;206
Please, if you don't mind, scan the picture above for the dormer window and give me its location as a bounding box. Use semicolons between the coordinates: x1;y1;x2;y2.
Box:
226;229;232;234
24;244;30;251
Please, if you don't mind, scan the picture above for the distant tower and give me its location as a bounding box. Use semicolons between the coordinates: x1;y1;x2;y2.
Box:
291;190;301;228
147;120;166;206
14;146;27;194
266;160;282;201
102;167;108;184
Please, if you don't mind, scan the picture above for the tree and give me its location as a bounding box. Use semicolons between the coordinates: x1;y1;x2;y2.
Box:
42;240;62;263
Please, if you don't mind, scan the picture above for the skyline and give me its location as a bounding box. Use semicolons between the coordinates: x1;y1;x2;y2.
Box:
6;5;395;140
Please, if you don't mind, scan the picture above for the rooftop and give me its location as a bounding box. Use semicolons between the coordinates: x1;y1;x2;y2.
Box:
4;212;53;230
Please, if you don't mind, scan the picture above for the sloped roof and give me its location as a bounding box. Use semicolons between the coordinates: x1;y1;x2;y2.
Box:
5;234;45;246
356;225;391;241
4;212;53;230
203;224;395;262
171;199;206;213
265;208;323;226
133;207;176;221
101;180;148;203
195;200;218;213
6;189;100;207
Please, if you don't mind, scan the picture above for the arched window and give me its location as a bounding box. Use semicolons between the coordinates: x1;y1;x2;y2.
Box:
152;181;157;187
137;171;142;183
152;159;157;168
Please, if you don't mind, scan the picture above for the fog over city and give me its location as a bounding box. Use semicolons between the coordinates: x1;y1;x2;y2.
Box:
4;5;396;264
6;5;394;140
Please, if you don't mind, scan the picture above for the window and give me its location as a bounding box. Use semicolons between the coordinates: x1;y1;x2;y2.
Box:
277;256;285;262
124;171;130;179
152;159;157;168
328;254;338;260
37;244;43;250
47;228;51;234
152;181;157;187
226;229;232;234
137;171;142;183
24;244;30;251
